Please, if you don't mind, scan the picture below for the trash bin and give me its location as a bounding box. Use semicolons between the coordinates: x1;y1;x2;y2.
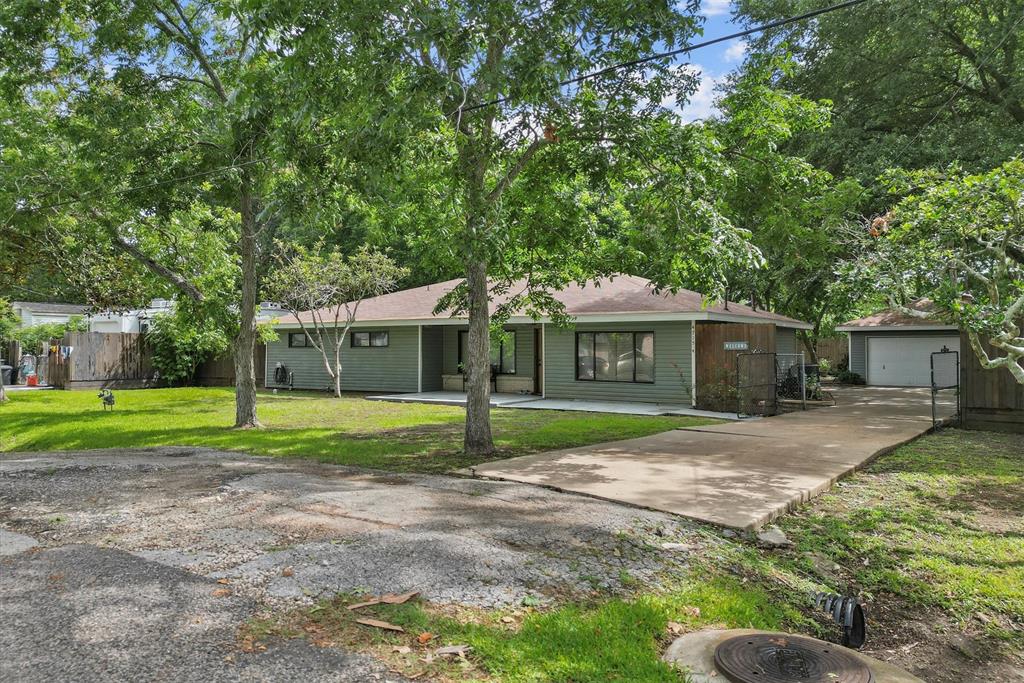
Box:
0;365;12;385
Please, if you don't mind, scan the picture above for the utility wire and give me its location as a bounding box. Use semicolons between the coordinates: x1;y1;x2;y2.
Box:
16;0;873;218
460;0;872;113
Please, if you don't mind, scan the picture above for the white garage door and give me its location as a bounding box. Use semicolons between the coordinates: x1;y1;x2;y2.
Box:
866;336;961;387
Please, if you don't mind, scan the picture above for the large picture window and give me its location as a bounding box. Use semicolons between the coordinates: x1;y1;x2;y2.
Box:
576;332;654;383
351;331;389;347
459;329;516;374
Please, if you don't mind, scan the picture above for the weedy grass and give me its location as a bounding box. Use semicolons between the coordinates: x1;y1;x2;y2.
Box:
0;387;717;473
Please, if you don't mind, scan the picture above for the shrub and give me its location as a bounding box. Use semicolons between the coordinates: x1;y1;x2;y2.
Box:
14;315;89;354
146;311;229;386
834;369;865;385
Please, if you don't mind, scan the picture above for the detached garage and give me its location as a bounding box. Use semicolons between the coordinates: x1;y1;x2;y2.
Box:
837;302;960;387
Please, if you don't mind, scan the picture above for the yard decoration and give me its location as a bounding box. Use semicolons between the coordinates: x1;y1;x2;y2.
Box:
97;390;115;411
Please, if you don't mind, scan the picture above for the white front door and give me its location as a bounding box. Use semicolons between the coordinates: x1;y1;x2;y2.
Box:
866;336;961;387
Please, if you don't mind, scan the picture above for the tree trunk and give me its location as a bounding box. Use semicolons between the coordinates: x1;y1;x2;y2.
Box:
233;171;260;429
799;330;819;364
463;257;494;455
334;344;343;398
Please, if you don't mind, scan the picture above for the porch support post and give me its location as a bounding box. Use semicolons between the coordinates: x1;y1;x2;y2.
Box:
417;325;423;393
690;321;697;406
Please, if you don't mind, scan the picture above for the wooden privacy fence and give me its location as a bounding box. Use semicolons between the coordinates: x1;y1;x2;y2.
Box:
46;332;265;389
960;332;1024;433
49;332;156;389
815;335;848;367
694;322;777;412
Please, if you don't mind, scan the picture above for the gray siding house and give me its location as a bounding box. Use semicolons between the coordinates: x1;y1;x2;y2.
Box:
268;275;811;406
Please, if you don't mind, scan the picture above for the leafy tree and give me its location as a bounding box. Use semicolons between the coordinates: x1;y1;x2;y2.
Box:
867;159;1024;383
361;0;712;455
735;0;1024;188
146;309;230;386
267;246;407;398
1;0;292;428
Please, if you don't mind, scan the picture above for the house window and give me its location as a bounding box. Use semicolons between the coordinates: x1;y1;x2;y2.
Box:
351;331;389;347
459;329;516;374
576;331;654;383
288;332;312;348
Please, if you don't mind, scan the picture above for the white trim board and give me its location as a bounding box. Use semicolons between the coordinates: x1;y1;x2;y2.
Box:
837;325;958;332
275;311;812;331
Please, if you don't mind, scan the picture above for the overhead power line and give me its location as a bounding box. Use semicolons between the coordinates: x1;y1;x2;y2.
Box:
17;0;872;217
460;0;873;113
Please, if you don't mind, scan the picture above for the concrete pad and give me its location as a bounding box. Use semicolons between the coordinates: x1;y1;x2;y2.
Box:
663;629;924;683
366;391;539;407
469;388;952;530
0;528;39;555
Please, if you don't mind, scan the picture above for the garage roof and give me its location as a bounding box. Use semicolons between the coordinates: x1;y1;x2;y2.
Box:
276;274;812;329
837;299;959;332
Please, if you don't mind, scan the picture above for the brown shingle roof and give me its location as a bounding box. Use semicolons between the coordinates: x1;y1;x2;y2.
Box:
837;299;958;330
276;274;811;328
11;301;90;315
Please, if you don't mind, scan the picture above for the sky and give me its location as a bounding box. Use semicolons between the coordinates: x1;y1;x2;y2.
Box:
673;0;747;122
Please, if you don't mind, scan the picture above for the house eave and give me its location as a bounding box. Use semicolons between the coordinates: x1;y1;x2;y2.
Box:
836;324;960;333
273;310;812;330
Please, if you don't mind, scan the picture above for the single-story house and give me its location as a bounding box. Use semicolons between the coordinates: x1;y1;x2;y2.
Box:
268;274;812;408
836;300;961;387
11;301;91;328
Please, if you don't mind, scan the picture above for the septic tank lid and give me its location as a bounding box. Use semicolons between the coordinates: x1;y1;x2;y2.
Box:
714;633;874;683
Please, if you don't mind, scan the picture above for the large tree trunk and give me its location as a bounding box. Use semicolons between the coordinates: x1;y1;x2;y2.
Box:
464;257;494;455
333;344;343;398
234;173;260;429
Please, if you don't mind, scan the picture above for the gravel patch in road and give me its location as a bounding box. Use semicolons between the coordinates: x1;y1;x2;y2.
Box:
1;447;698;609
0;544;406;682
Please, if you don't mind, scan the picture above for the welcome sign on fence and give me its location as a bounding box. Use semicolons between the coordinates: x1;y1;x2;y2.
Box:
723;341;749;351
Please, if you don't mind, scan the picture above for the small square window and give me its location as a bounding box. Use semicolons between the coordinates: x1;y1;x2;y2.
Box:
288;332;311;348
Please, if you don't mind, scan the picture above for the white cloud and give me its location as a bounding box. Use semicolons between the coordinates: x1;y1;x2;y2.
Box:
723;39;747;63
662;64;725;123
702;0;731;16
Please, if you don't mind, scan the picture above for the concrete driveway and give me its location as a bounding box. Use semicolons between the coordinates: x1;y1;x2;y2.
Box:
469;387;957;530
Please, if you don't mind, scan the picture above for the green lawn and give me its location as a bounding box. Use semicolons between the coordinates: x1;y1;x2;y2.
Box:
0;387;715;473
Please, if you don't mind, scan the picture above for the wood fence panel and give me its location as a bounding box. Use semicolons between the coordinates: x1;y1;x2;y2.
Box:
960;332;1024;433
695;322;776;411
60;332;156;389
195;344;265;386
815;336;848;366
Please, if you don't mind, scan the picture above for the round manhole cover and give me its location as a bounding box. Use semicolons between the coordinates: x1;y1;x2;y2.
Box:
714;633;874;683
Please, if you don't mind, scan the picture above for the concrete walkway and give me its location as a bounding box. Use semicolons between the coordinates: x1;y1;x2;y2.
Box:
367;391;743;420
469;387;957;530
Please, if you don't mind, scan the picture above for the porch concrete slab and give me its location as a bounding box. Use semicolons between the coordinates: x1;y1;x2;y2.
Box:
468;388;954;530
367;391;539;407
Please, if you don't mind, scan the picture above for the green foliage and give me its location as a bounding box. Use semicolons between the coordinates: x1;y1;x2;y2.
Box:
146;311;229;387
0;299;18;342
14;316;88;354
833;369;864;386
735;0;1024;189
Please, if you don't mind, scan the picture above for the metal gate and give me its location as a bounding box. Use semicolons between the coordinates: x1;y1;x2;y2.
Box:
931;348;960;426
736;352;778;417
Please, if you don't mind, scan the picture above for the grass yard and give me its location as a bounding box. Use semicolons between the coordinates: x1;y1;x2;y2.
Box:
0;387;716;472
241;428;1022;682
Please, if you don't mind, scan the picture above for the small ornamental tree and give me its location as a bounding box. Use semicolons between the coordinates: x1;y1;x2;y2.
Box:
267;246;407;397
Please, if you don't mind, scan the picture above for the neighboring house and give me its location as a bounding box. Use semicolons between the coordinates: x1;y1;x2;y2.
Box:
837;300;961;387
13;299;287;335
268;274;811;406
10;301;90;328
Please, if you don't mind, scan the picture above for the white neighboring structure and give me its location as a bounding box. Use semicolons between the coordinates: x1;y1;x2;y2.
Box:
13;299;288;334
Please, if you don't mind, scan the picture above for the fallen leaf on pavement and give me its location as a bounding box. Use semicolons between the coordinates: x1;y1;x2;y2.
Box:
381;590;419;605
217;578;231;585
281;566;294;577
212;588;232;597
417;632;434;644
355;618;405;632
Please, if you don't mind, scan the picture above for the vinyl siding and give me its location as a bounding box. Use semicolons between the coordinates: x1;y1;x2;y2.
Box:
266;326;419;392
850;330;960;380
420;327;444;391
441;325;536;378
544;321;691;405
775;327;797;356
